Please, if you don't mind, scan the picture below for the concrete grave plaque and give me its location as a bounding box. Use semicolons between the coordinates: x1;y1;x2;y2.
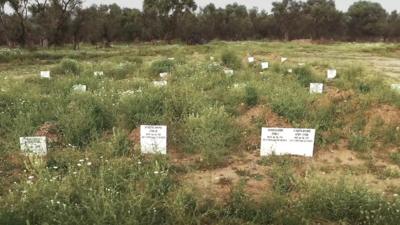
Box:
94;71;104;77
261;62;269;70
261;128;316;157
327;69;337;79
310;83;324;94
20;137;47;156
40;71;51;79
391;84;400;92
140;125;167;154
224;69;234;76
153;81;167;87
248;57;255;63
159;72;168;79
72;84;87;92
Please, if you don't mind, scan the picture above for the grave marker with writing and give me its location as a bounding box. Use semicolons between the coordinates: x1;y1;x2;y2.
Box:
310;83;324;94
261;128;316;157
140;125;167;154
40;71;51;79
20;137;47;156
261;62;269;70
327;69;337;79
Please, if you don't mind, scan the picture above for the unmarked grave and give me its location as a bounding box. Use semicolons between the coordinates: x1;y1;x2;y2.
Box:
327;69;337;79
140;125;167;154
40;71;50;79
20;137;47;156
310;83;324;94
261;62;269;70
261;128;316;157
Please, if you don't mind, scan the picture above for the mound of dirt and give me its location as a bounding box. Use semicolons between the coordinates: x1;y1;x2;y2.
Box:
35;122;60;143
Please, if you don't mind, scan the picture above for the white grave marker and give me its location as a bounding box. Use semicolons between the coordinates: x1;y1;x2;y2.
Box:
281;57;288;63
94;71;104;77
168;57;175;61
248;57;255;63
327;69;337;79
391;84;400;92
288;69;293;73
210;56;215;61
261;128;316;157
153;81;167;87
159;72;168;79
40;71;51;79
261;62;269;70
140;125;167;154
310;83;324;94
298;63;305;66
72;84;87;92
224;69;234;76
20;137;47;156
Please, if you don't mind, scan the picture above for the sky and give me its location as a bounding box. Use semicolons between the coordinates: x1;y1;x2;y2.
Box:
83;0;400;12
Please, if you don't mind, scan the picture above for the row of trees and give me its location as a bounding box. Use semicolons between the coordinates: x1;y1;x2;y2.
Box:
1;0;400;48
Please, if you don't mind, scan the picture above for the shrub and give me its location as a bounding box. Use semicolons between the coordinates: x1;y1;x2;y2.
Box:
118;88;166;129
348;134;372;152
57;58;81;75
149;59;175;75
270;164;297;194
221;50;241;69
244;86;258;107
59;94;114;147
182;106;239;166
110;129;132;157
292;66;316;87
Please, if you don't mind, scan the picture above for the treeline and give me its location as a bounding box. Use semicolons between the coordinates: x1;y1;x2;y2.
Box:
1;0;400;48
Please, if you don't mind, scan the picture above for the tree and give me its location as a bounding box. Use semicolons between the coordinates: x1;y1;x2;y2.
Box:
272;0;304;41
7;0;31;46
347;1;387;40
303;0;345;40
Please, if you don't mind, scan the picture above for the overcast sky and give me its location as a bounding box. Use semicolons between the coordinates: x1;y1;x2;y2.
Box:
83;0;400;12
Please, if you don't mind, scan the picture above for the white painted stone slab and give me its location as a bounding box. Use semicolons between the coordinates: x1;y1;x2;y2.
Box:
281;57;288;63
94;71;104;77
20;137;47;156
391;84;400;92
72;84;87;92
40;71;51;79
140;125;167;154
159;72;168;79
261;128;316;157
261;62;269;70
310;83;324;94
327;69;337;79
153;81;167;87
248;57;255;63
224;69;234;76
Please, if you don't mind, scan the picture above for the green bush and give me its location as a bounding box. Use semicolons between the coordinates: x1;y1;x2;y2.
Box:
244;86;258;107
348;134;372;152
221;50;241;69
57;58;81;75
149;59;175;75
270;164;297;194
59;94;114;147
301;180;400;225
118;88;166;129
182;106;239;166
292;66;316;87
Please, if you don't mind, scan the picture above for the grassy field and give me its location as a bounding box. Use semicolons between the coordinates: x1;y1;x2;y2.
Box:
0;41;400;225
